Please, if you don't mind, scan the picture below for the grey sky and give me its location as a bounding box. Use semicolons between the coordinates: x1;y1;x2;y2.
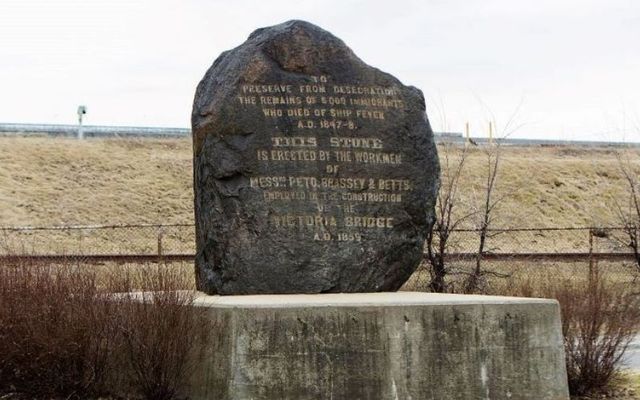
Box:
0;0;638;141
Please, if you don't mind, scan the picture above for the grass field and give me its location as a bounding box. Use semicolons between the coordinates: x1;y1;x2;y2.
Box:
0;137;193;227
2;137;639;398
1;136;639;228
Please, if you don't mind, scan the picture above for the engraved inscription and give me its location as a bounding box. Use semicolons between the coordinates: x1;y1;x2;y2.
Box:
237;75;411;242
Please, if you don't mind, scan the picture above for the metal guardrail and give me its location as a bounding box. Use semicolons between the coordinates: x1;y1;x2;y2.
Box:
2;122;640;147
0;123;191;138
438;136;640;148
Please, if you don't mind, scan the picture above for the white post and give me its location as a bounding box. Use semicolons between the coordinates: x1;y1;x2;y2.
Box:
465;122;470;147
488;121;493;146
77;105;87;139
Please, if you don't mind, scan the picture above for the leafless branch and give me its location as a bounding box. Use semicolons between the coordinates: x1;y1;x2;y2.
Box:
425;143;474;292
612;149;640;271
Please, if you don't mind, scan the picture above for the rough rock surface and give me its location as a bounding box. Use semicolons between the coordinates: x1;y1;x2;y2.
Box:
192;20;439;295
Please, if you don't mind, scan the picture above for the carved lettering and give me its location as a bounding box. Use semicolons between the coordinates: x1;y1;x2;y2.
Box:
237;74;413;239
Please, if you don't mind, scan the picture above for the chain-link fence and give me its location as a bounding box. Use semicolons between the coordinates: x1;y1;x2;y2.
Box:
1;223;638;292
409;226;640;292
0;224;635;256
425;226;638;255
0;224;194;256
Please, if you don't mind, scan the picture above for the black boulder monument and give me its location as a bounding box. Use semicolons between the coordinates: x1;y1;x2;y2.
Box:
192;20;439;295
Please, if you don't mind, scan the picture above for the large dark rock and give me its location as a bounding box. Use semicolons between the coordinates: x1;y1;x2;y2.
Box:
192;20;439;295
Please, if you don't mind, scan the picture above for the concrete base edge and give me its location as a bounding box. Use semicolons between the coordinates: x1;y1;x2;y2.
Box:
187;292;569;400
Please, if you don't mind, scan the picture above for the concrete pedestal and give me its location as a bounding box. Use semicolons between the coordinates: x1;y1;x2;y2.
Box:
189;292;569;400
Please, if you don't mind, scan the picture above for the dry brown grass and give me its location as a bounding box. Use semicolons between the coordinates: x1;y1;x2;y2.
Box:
0;259;209;400
0;137;192;226
502;269;640;397
1;137;639;228
2;137;640;398
401;259;639;293
444;145;640;228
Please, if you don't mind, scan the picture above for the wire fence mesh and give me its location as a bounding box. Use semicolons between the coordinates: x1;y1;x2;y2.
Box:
1;224;636;256
1;224;638;293
0;224;195;256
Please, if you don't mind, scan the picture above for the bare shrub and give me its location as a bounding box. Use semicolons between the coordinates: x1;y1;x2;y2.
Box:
461;106;523;293
0;260;117;398
463;141;511;293
425;143;473;293
504;270;640;396
0;260;210;400
611;150;640;272
113;265;211;400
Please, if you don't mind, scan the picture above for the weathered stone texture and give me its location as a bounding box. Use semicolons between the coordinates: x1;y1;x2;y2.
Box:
187;293;570;400
192;20;439;294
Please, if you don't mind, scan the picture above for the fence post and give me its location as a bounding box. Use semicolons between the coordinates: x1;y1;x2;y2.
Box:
157;228;164;258
588;228;600;285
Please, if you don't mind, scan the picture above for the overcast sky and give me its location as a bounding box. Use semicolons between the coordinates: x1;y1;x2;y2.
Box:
0;0;638;141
